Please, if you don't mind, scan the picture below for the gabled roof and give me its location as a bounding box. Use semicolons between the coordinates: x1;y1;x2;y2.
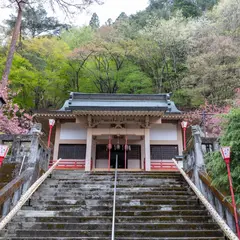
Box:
59;92;181;114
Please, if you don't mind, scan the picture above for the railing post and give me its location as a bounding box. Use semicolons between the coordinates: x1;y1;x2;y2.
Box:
2;198;11;217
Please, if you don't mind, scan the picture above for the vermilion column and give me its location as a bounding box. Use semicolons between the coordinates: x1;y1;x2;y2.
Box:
124;136;128;169
108;136;112;171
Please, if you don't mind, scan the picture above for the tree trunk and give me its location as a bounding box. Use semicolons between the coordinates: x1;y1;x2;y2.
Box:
1;2;25;89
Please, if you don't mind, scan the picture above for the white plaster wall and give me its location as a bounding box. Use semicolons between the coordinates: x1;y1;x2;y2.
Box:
128;159;141;169
150;124;177;141
96;159;108;168
60;123;87;140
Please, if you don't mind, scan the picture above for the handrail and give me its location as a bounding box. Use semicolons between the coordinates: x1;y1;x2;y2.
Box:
0;158;62;230
111;155;118;240
0;169;33;206
172;158;238;240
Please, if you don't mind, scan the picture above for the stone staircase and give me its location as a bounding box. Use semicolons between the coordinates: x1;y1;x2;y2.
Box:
0;171;225;239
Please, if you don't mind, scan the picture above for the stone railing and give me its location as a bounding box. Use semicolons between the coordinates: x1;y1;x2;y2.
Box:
183;125;239;234
0;125;51;218
198;171;239;232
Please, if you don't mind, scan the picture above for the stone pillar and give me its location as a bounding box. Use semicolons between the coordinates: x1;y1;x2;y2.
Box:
144;129;151;171
85;128;93;171
192;125;206;189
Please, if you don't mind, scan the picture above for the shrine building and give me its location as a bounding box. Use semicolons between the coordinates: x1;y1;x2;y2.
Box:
34;92;185;171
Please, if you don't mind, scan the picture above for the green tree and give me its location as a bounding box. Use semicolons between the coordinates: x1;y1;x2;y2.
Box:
115;12;128;23
135;13;189;93
105;18;113;26
89;13;100;30
172;0;201;18
61;26;94;50
5;4;66;39
0;0;103;90
5;37;70;110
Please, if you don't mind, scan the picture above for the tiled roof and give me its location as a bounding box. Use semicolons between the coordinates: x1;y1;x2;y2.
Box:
59;92;181;114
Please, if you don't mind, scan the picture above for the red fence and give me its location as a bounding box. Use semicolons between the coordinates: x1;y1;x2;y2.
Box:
151;160;179;171
49;159;85;170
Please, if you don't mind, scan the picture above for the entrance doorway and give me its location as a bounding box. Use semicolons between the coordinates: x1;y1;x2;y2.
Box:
95;143;141;170
111;149;126;169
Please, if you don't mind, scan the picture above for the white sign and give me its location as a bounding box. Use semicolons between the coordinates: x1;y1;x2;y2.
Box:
220;146;231;159
0;145;9;158
49;119;55;127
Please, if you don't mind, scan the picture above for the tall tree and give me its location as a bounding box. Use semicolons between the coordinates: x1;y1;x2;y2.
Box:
5;4;66;38
115;12;128;23
89;13;100;30
105;18;113;26
0;0;103;91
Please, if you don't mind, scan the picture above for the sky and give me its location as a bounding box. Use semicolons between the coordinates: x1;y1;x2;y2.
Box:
0;0;149;26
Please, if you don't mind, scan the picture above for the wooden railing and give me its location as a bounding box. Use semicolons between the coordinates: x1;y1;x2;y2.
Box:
49;159;85;170
0;169;33;218
151;160;178;171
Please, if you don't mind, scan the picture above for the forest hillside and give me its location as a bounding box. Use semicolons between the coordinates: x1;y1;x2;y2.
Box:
0;0;239;111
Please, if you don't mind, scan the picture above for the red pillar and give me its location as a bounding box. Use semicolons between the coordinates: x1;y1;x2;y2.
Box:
124;136;128;169
226;163;240;238
183;128;187;151
47;125;53;148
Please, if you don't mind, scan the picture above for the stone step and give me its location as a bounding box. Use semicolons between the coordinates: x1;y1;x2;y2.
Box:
33;195;196;202
12;215;214;224
18;209;209;217
37;186;189;192
7;222;220;231
1;238;225;240
39;182;186;189
32;191;195;199
32;195;197;204
21;204;205;213
36;188;192;194
32;198;199;208
50;173;182;180
42;179;185;186
49;175;184;181
13;229;223;238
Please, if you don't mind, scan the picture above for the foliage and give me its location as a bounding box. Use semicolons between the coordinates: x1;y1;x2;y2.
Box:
205;108;240;204
60;26;94;50
89;13;100;30
0;0;240;111
5;4;66;38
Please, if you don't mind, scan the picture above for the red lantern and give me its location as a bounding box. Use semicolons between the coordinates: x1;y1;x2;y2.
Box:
220;146;231;164
48;119;55;148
